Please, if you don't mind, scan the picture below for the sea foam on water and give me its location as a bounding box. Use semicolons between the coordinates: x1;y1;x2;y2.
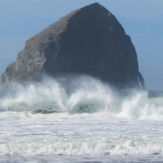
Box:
0;75;163;162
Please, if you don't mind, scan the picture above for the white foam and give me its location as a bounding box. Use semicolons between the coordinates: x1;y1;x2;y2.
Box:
0;75;163;120
0;134;163;156
1;76;163;160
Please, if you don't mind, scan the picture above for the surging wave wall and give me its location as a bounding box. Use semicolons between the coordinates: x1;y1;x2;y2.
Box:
0;75;163;120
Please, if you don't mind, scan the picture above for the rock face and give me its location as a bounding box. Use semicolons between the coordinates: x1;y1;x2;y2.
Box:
0;3;145;89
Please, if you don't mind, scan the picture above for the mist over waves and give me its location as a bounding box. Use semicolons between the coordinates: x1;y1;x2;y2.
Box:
0;75;162;120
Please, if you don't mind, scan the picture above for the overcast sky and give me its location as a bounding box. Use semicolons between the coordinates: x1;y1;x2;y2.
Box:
0;0;163;90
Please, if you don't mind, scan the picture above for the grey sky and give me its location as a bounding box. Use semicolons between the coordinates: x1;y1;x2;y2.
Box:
0;0;163;90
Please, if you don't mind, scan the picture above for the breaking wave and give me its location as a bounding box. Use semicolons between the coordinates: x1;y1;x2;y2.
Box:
1;138;163;156
0;75;163;120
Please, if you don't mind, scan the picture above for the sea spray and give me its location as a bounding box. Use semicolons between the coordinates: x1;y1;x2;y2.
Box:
0;76;163;162
0;75;162;120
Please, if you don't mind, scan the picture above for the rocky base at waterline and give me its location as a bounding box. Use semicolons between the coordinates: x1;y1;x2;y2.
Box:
0;3;145;89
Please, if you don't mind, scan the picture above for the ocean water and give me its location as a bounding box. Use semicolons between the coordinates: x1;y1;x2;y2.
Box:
0;76;163;163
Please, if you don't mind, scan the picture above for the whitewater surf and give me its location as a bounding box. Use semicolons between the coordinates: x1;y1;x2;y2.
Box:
0;76;163;163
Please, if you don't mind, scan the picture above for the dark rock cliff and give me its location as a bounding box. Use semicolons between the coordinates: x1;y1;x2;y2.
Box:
0;3;145;89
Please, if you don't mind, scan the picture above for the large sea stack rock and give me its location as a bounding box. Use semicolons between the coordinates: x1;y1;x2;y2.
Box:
0;3;145;89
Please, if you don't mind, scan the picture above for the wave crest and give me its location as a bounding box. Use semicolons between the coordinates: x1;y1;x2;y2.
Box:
0;75;163;120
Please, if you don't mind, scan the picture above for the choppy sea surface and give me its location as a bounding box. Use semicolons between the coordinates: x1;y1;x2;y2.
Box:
0;76;163;163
